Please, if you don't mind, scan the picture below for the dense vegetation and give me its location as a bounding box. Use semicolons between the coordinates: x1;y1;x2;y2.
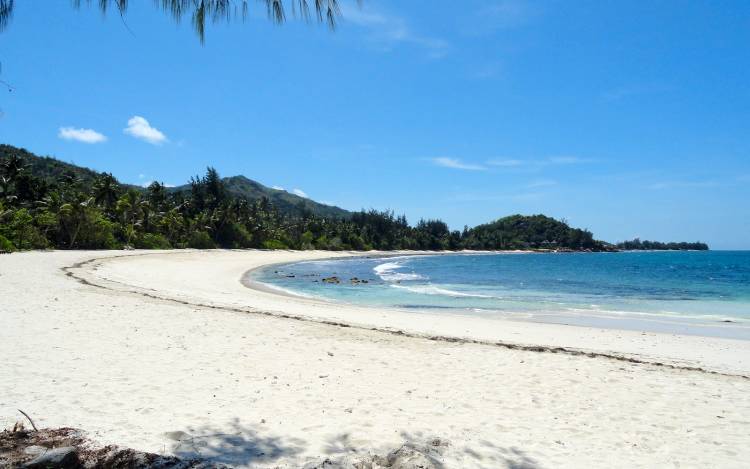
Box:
1;145;703;254
463;215;601;251
616;239;709;251
180;175;351;219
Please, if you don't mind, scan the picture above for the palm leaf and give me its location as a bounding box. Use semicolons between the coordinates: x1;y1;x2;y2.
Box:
0;0;13;33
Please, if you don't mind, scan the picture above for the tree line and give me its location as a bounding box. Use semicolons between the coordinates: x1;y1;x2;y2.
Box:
615;238;709;251
0;151;615;253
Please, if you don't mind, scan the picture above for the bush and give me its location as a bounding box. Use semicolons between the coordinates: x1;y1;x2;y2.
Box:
216;222;253;248
2;208;48;250
75;214;117;249
134;233;172;249
0;234;15;252
262;239;287;250
187;231;216;249
300;230;314;250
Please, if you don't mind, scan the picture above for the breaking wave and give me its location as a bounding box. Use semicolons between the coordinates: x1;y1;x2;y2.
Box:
390;283;495;299
373;261;426;282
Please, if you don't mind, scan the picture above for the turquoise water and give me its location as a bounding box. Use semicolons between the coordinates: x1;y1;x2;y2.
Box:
251;251;750;339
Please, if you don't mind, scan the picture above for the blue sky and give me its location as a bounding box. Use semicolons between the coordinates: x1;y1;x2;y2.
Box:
1;0;748;249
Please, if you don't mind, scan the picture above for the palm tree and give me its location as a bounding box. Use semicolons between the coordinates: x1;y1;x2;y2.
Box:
146;181;168;211
0;153;24;198
0;1;343;42
92;173;121;213
58;195;96;248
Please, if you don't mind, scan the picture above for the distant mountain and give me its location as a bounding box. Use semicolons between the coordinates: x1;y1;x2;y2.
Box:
0;144;351;219
0;144;139;190
170;175;351;219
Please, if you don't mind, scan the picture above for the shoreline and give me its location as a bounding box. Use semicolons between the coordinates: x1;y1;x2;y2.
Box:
69;249;750;376
242;251;750;341
3;249;750;468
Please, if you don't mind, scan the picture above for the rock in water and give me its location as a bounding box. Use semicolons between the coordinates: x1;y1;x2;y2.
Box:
322;276;341;284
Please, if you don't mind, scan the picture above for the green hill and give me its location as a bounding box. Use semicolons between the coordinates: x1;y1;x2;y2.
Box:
170;175;350;219
0;144;130;190
463;214;608;251
0;144;350;219
1;144;705;253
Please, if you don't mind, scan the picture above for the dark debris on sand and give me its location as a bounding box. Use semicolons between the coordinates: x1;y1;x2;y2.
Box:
0;426;225;468
2;423;448;469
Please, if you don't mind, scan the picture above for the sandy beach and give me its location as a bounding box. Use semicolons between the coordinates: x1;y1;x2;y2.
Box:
2;249;750;468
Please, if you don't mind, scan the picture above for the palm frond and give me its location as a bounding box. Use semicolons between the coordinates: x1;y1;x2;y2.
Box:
152;0;341;42
4;1;343;42
0;0;14;33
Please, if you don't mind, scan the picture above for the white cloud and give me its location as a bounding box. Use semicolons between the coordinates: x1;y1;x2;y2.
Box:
487;158;524;167
487;156;590;168
341;4;449;58
527;179;557;188
272;185;285;191
451;192;544;202
292;188;308;198
648;180;719;190
547;156;585;165
124;116;168;145
601;84;671;102
473;61;503;79
58;127;107;144
482;1;531;27
431;157;486;171
466;0;535;36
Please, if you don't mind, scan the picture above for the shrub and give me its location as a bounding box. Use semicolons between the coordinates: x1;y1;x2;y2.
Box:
0;234;15;252
187;231;216;249
76;214;117;249
134;233;172;249
216;222;253;248
2;208;48;250
262;239;287;250
300;230;314;250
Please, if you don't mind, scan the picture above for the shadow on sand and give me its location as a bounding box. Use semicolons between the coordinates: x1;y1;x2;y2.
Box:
164;421;542;468
166;418;306;467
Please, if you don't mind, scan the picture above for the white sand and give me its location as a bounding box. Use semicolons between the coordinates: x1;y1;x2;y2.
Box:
2;249;750;468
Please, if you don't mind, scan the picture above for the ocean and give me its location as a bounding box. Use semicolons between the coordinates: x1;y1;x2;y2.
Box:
251;251;750;339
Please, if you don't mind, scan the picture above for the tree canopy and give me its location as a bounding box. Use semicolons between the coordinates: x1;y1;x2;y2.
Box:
0;145;626;253
615;238;709;251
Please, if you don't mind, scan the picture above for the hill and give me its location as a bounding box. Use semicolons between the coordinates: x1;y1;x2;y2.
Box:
463;214;609;251
0;144;131;190
0;145;350;219
170;175;350;219
0;144;706;252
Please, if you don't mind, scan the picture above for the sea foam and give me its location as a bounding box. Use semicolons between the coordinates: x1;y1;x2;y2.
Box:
390;283;495;299
373;261;426;282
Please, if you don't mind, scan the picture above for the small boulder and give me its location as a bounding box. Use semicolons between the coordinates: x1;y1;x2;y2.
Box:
386;444;442;469
23;445;47;456
23;446;78;468
322;276;341;284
